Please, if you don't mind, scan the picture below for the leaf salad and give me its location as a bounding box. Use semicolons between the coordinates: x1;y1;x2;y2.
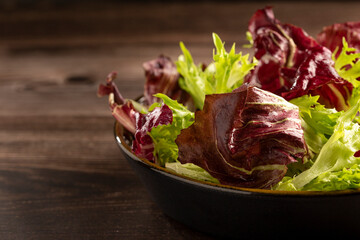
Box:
98;7;360;191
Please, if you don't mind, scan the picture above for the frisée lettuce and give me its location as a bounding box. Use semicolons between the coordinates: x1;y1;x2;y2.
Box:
148;93;194;166
275;97;360;190
176;33;257;110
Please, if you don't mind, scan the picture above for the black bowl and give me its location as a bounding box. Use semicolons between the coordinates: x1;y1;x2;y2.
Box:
114;121;360;238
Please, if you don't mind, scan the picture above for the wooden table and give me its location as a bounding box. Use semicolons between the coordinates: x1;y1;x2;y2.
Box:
1;2;360;239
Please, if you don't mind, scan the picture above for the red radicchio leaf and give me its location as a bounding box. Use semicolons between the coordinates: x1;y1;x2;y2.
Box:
98;71;174;162
176;86;307;189
246;7;352;111
245;6;318;95
282;46;353;110
317;22;360;57
97;72;125;105
132;104;173;162
143;55;193;109
98;72;137;134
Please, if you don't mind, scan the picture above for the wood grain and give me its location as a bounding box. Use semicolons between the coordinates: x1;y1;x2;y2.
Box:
1;2;360;239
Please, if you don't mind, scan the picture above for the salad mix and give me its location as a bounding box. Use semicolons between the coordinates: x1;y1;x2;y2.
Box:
99;7;360;191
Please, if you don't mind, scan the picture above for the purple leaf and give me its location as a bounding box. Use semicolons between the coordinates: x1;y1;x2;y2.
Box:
317;22;360;57
98;72;137;133
132;104;173;162
98;71;174;162
282;46;353;110
246;7;352;111
245;7;318;95
143;55;193;109
97;72;125;105
176;86;307;189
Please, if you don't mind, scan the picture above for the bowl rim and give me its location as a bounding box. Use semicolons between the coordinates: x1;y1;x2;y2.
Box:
114;121;360;197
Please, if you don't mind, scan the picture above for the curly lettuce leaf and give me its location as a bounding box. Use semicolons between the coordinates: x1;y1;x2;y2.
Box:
289;98;360;190
212;33;257;93
290;95;340;136
290;95;341;156
148;93;194;166
176;33;256;109
333;38;360;88
273;176;297;191
302;164;360;191
333;37;360;115
276;164;360;191
176;43;208;110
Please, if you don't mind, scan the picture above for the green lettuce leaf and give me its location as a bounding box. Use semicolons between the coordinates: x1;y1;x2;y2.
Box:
273;176;297;191
148;93;194;166
165;161;220;184
212;33;258;93
302;164;360;191
176;42;208;110
290;95;341;155
276;164;360;191
333;38;360;88
129;99;149;114
148;94;217;183
289;98;360;190
176;33;257;109
243;31;254;49
333;38;360;113
290;95;340;135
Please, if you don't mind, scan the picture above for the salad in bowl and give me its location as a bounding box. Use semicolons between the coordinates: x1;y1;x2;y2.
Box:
99;7;360;192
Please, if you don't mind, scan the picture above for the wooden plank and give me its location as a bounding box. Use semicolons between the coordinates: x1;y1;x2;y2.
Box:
1;2;360;47
0;115;214;239
0;45;219;117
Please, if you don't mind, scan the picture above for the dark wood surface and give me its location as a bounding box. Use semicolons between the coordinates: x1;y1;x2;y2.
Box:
1;2;360;239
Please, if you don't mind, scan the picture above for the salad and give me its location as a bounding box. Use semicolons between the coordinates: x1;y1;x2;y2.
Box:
99;7;360;191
